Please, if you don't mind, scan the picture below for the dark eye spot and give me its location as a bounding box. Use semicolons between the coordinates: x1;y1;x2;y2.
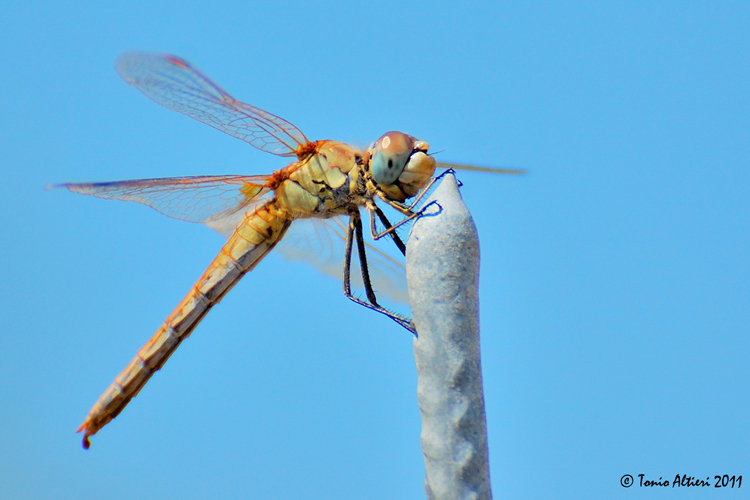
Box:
321;153;328;161
388;159;393;169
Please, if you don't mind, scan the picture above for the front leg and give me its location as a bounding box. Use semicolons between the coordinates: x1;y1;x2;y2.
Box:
367;199;440;246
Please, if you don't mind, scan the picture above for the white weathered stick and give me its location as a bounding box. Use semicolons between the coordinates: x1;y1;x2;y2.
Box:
406;173;492;500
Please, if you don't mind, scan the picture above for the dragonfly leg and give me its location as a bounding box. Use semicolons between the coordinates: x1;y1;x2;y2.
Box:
374;193;413;215
408;167;464;207
343;212;415;334
368;200;441;244
375;167;460;214
368;205;406;256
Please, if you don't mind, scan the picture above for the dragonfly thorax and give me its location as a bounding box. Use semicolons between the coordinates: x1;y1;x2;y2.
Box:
274;141;368;219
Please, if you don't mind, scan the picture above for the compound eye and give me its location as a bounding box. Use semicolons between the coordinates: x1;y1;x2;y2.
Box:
370;131;414;185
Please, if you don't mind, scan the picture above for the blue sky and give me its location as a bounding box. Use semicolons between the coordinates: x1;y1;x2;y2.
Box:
1;1;748;499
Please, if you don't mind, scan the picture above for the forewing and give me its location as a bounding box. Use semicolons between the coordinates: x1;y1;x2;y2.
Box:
436;161;526;175
277;216;409;305
52;175;272;227
116;53;309;156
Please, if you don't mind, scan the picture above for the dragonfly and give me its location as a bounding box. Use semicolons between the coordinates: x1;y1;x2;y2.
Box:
54;53;523;449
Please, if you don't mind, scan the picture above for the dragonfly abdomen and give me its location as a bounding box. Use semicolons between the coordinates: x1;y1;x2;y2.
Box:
77;202;291;448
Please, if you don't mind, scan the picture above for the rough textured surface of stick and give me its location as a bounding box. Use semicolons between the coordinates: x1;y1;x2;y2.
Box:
407;174;492;500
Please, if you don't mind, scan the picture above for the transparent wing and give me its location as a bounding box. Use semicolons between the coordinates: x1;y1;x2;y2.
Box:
116;53;309;157
277;216;409;305
51;175;272;226
437;161;526;175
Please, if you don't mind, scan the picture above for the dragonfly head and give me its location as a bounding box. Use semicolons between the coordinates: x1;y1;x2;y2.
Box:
369;131;436;202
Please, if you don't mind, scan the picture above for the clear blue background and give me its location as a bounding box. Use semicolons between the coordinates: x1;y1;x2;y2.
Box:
1;1;748;499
